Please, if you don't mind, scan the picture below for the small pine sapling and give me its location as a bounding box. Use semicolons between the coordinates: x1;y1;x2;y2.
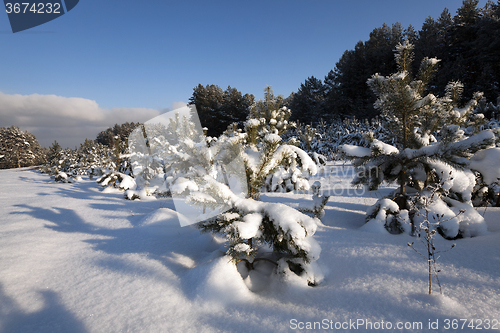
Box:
192;88;322;285
53;171;73;183
96;171;136;192
136;96;323;285
297;124;317;152
299;181;330;219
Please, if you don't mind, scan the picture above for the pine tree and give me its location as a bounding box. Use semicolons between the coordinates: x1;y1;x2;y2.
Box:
241;86;317;197
223;86;255;128
0;126;46;169
341;41;495;238
363;41;442;208
47;141;62;162
189;84;254;137
161;88;322;285
290;76;326;124
96;122;141;148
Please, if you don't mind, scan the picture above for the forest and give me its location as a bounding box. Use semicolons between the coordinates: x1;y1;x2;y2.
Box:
190;0;500;134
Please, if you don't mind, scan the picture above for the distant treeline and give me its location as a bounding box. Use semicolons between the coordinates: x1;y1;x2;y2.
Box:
189;0;500;135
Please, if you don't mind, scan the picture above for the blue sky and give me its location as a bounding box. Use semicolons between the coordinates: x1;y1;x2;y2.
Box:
0;0;488;147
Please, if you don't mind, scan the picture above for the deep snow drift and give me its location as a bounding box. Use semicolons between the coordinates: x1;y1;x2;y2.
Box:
0;165;499;332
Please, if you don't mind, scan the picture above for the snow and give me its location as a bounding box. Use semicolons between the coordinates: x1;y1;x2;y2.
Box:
118;173;137;191
1;166;500;332
340;144;371;157
418;196;461;238
470;147;500;185
170;177;199;194
444;198;489;238
371;139;399;155
430;160;476;202
450;129;495;152
427;57;440;66
233;213;263;239
264;133;281;144
363;198;400;233
285;145;318;175
246;119;260;128
393;71;408;81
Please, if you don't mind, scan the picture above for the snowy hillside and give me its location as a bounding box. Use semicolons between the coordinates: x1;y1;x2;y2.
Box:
1;165;499;333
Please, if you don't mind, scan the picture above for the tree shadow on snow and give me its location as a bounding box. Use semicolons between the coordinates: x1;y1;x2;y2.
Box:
19;175;55;185
10;202;221;286
0;283;88;333
52;182;127;203
12;205;99;235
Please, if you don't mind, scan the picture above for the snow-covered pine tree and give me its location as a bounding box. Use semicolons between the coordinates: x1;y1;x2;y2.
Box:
126;100;321;284
298;181;330;219
341;41;495;238
40;140;63;174
0;126;46;169
296;123;317;152
196;177;322;286
163;88;322;285
126;110;214;199
243;86;318;195
163;112;220;199
47;141;62;162
128;122;169;192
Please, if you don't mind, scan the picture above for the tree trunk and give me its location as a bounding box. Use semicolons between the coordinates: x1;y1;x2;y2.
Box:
399;112;407;210
428;219;432;294
399;167;407;209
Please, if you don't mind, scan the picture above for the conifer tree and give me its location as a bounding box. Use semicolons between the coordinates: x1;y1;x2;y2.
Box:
189;84;254;137
47;141;62;163
0;126;45;169
160;88;322;285
341;41;495;238
290;76;326;124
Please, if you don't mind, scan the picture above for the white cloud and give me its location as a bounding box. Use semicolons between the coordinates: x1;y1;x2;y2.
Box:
0;91;186;148
171;101;188;110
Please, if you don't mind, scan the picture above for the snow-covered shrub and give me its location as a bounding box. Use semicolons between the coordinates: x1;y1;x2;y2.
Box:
53;171;73;183
96;171;136;191
262;141;318;193
363;197;411;234
341;41;494;237
126;112;213;199
128;124;168;196
42;139;120;178
298;181;330;219
470;147;500;206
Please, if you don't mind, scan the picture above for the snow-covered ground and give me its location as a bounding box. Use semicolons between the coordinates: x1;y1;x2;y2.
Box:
1;165;499;332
